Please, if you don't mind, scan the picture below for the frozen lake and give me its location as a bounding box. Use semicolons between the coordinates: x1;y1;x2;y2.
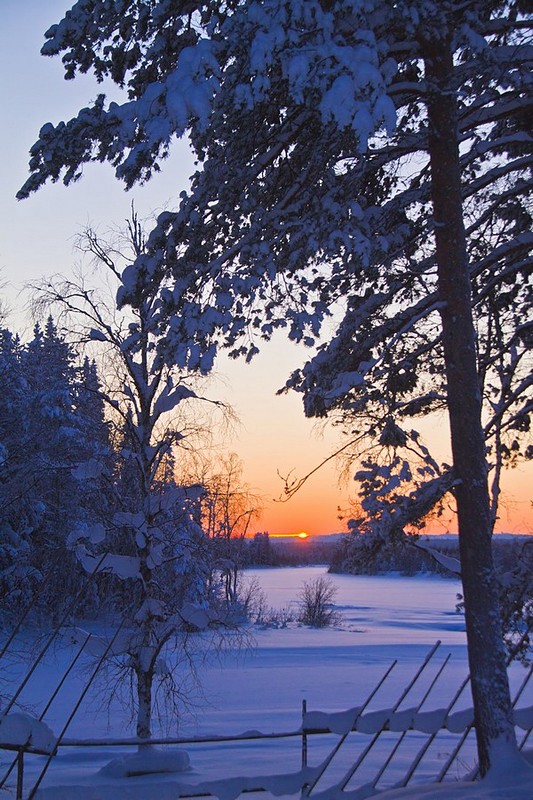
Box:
246;566;466;645
191;568;470;740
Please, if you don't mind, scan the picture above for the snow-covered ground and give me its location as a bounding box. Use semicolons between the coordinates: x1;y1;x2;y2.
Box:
1;567;532;798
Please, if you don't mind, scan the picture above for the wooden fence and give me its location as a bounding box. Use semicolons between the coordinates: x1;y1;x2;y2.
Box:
1;637;532;799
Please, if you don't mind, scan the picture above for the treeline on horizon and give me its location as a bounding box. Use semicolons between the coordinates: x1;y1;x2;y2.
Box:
249;531;532;577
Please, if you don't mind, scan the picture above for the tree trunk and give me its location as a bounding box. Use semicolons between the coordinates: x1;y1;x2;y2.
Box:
424;40;517;775
136;665;153;742
137;548;154;744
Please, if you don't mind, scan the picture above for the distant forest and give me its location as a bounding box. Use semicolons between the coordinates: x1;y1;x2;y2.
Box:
253;531;532;579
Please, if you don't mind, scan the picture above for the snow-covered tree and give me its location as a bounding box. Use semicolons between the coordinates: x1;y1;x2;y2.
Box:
0;319;107;615
0;328;37;609
498;538;533;665
24;319;86;602
18;0;532;774
36;213;227;740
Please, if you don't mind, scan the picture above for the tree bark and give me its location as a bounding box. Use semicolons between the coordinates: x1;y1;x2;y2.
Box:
424;39;517;775
136;665;153;742
137;547;155;744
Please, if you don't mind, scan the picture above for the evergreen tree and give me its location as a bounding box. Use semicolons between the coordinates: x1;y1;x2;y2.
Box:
0;319;113;617
0;329;38;609
21;318;84;607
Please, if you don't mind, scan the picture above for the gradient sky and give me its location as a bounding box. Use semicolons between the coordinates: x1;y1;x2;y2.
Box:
1;1;531;537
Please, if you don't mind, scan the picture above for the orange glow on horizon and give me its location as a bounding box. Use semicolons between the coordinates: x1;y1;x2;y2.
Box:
248;456;533;538
266;531;310;539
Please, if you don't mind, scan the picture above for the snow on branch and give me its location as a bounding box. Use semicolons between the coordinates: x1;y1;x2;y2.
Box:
75;545;140;580
411;540;462;576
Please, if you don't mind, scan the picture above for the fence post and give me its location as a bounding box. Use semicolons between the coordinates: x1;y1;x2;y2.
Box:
16;749;24;800
302;699;307;769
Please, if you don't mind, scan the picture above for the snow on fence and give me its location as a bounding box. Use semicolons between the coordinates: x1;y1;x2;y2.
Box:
1;629;533;799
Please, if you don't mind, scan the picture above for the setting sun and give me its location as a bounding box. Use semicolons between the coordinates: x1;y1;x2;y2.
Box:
297;532;309;539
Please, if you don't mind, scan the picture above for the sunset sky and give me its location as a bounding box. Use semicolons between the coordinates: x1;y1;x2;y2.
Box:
1;1;531;537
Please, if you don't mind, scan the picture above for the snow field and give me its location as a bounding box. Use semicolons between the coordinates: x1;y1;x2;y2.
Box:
1;568;531;798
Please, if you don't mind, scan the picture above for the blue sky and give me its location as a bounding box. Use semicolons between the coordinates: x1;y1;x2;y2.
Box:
0;0;192;326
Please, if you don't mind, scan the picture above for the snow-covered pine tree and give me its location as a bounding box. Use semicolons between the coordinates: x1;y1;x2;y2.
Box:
21;318;88;610
0;319;111;616
72;355;116;609
18;0;532;774
77;357;111;465
0;328;38;610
